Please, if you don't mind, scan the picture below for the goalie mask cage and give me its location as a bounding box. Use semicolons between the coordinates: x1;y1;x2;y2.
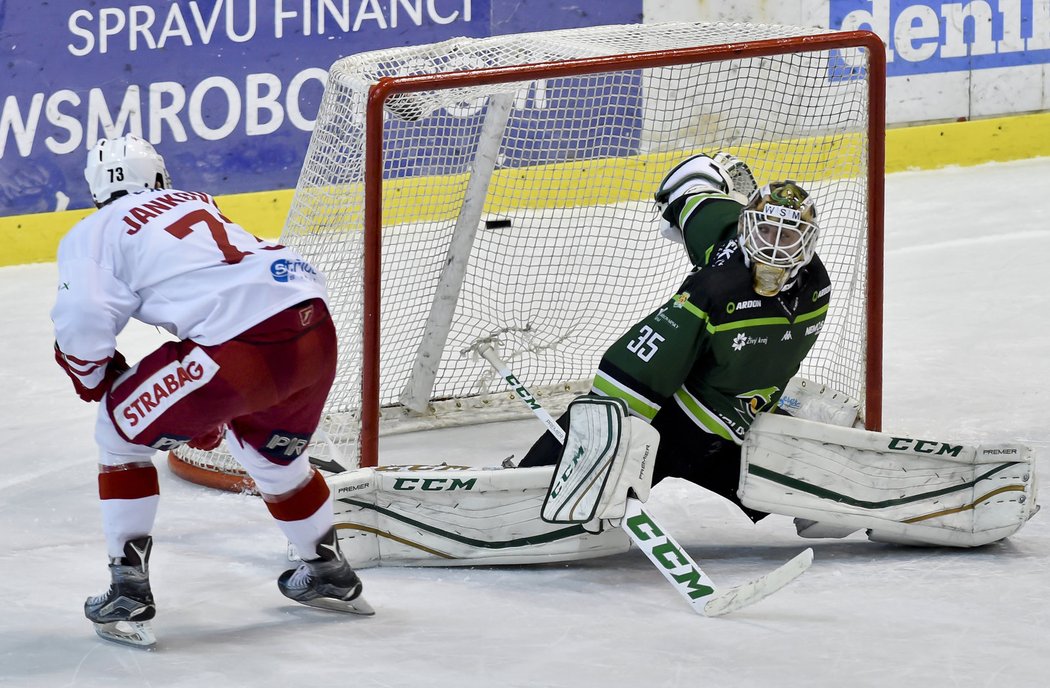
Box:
169;22;885;492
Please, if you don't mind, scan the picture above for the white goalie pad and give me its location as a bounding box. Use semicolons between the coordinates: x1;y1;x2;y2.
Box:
740;414;1039;548
329;464;630;569
542;396;658;524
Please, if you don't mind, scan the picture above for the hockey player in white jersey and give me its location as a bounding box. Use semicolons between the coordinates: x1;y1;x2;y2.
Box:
51;135;372;648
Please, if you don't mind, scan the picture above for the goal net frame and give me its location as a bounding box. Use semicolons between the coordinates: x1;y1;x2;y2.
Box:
169;24;886;490
357;30;886;466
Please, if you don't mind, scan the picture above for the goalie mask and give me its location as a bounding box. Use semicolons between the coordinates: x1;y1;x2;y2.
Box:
85;135;171;207
738;181;819;296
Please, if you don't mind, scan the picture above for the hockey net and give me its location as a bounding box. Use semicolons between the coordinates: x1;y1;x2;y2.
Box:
170;21;885;491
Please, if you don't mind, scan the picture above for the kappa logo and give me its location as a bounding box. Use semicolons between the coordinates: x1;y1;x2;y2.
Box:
115;349;220;439
781;330;793;341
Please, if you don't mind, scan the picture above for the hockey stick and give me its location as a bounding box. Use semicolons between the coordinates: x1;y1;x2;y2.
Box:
474;341;813;617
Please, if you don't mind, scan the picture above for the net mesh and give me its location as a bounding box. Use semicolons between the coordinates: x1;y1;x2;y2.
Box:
173;21;878;481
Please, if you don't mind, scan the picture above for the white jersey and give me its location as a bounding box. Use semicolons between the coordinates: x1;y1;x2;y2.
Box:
51;188;327;389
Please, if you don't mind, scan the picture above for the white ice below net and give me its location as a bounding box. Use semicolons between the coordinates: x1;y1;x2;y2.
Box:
2;160;1048;685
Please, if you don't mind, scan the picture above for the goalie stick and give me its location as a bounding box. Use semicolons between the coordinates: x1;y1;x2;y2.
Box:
473;341;813;617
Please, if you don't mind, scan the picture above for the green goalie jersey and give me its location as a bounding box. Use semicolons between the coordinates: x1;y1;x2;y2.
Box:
663;186;745;268
594;206;832;444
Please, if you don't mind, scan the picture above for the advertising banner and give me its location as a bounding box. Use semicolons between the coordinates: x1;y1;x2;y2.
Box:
0;0;642;216
832;0;1050;77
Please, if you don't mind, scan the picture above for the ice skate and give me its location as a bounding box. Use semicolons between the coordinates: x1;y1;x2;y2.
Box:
278;528;374;615
84;536;157;649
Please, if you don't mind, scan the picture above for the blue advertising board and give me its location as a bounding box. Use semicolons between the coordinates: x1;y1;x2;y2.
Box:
0;0;642;216
832;0;1050;77
383;72;645;181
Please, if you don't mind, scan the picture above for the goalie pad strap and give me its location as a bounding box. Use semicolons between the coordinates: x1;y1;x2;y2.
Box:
739;414;1038;547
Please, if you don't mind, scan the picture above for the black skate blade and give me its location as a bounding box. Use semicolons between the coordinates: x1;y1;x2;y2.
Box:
298;594;375;616
93;620;157;649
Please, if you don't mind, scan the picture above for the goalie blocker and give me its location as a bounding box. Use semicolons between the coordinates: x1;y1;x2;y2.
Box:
329;396;657;567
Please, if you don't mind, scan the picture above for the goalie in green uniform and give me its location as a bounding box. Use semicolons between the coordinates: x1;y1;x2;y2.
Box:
518;153;829;521
329;154;1036;567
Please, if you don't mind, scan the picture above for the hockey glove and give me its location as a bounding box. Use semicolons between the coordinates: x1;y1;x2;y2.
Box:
654;153;730;212
654;152;754;242
188;425;226;451
712;152;757;203
54;343;129;402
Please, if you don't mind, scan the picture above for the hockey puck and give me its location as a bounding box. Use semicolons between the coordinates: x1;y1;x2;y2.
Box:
484;219;512;229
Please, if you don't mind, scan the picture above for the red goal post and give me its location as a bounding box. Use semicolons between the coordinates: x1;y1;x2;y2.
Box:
170;23;885;490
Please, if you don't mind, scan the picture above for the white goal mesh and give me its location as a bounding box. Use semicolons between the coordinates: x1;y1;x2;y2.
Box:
172;21;884;486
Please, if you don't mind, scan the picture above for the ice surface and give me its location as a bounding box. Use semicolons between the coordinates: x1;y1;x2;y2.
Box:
1;160;1048;687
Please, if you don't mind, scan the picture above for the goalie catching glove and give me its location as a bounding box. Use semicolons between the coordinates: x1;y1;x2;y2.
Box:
654;152;757;245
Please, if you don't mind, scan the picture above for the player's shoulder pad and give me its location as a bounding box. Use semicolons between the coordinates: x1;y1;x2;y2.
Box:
675;193;742;242
676;240;750;312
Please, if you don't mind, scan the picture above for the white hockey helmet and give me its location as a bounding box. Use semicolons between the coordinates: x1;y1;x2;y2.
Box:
84;134;171;206
738;181;819;296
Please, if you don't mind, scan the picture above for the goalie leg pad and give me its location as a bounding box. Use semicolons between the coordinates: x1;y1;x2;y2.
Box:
542;396;658;524
739;414;1038;548
329;464;630;568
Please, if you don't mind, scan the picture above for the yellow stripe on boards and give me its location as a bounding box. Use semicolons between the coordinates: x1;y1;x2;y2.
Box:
1;189;293;268
4;112;1047;267
885;111;1050;171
